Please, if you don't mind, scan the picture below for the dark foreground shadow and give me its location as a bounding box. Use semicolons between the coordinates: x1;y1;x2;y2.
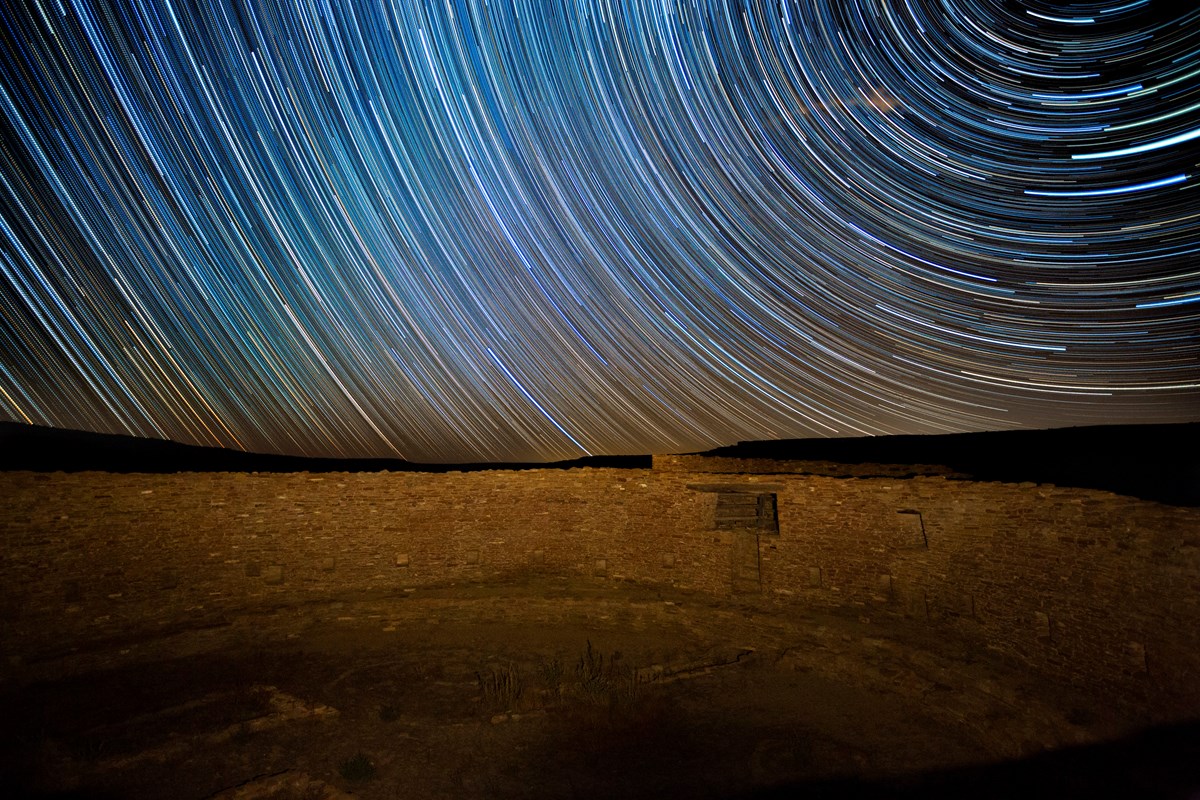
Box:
739;720;1200;800
5;702;1200;799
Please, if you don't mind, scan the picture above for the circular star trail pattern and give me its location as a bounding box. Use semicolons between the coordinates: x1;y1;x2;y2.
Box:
0;1;1197;462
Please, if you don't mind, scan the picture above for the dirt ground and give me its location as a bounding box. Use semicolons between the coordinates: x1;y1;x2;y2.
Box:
3;578;1198;799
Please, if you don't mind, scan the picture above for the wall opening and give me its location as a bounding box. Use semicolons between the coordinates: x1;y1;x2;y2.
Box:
715;492;779;535
711;491;778;594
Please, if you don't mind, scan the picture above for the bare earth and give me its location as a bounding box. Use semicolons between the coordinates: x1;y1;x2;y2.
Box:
3;578;1197;799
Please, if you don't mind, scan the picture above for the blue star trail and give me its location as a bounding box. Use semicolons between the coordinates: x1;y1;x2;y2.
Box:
0;1;1197;462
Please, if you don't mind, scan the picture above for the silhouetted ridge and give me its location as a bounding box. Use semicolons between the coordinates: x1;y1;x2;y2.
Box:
0;422;650;473
2;421;1196;505
705;423;1200;507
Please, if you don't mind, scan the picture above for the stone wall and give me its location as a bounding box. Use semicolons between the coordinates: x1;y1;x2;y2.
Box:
1;466;1197;718
761;475;1200;712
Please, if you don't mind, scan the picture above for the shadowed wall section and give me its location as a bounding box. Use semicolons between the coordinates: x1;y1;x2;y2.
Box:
1;465;1197;720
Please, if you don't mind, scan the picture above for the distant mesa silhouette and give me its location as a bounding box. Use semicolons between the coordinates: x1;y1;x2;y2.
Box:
0;421;650;474
0;421;1196;506
707;423;1199;507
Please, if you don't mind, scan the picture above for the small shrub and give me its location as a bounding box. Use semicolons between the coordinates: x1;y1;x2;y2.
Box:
339;752;376;782
575;640;609;697
574;641;640;712
538;655;565;701
477;662;523;710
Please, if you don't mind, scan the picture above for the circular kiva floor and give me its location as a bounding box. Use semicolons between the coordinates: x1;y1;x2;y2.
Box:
3;579;1197;799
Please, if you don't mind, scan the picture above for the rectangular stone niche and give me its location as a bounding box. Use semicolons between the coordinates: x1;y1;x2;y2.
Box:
1035;611;1051;640
263;565;283;585
896;510;928;548
594;558;608;577
395;553;410;568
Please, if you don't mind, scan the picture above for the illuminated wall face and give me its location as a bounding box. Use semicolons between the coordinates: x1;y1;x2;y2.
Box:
0;2;1197;463
4;469;1199;709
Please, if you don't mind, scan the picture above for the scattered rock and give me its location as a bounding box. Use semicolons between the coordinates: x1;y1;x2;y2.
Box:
207;770;355;799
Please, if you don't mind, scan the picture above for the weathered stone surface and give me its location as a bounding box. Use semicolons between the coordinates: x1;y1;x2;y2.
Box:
0;466;1197;717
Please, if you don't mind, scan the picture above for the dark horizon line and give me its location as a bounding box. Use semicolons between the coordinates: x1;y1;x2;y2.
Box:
0;419;651;473
1;420;1198;508
3;418;1198;471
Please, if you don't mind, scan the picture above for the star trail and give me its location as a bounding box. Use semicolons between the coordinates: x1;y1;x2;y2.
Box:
0;0;1197;463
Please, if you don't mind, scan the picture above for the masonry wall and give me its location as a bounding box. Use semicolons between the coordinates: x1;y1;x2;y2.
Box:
1;467;1197;718
762;475;1200;712
0;469;727;665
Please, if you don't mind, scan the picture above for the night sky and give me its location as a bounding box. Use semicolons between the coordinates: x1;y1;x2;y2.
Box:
0;1;1197;463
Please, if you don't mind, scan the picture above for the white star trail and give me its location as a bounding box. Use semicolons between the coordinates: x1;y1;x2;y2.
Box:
0;1;1196;462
